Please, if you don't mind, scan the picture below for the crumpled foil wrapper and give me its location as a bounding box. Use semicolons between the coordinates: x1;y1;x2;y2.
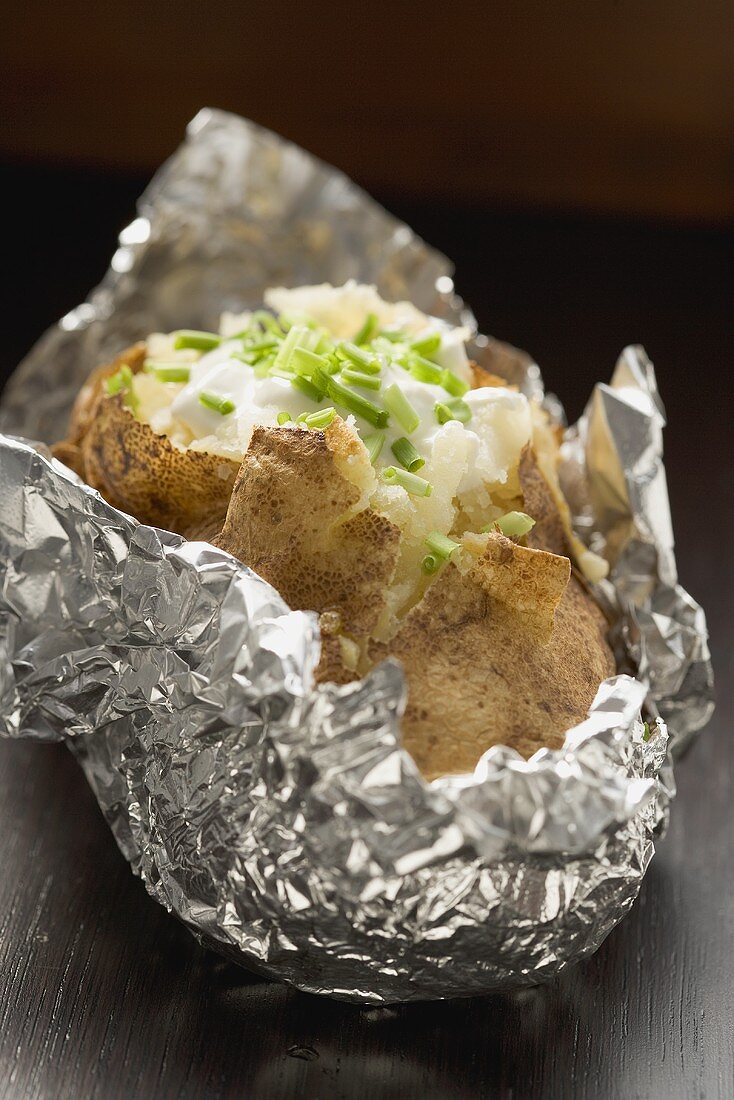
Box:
0;110;714;1003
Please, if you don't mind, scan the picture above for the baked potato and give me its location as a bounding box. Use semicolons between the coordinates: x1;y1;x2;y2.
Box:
54;282;614;778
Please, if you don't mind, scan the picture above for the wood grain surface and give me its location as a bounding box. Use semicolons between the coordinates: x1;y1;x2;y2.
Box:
0;165;732;1099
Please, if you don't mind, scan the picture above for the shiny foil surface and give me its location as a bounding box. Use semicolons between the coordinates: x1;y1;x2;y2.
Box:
0;110;713;1002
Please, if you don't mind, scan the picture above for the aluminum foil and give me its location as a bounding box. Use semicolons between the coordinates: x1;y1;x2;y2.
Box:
0;110;713;1003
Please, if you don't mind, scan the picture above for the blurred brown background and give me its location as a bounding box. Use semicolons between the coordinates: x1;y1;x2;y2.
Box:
2;0;733;222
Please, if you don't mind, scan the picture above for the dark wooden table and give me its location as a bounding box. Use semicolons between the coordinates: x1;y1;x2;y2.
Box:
1;164;732;1100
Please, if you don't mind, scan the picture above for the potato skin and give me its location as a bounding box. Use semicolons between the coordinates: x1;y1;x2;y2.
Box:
53;343;240;538
374;449;615;780
214;422;401;639
382;535;614;780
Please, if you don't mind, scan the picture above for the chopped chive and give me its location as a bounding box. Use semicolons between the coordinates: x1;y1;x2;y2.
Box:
270;366;297;381
363;431;385;463
151;364;191;383
383;383;420;434
323;353;342;375
309;363;330;389
250;310;285;336
391;436;425;472
291;346;330;377
382;466;432;497
315;332;336;357
435;397;472;424
338;341;382;373
174;330;221;351
340;367;381;391
425;531;460;561
301;406;336;430
379;328;408;343
231;350;256;366
245;336;278;353
106;364;133;395
440;369;469;397
290;375;324;404
484;511;536;538
143;358;181;374
272;324;306;372
276;411;292;425
199;391;235;415
421;554;440;574
408;355;443;385
325;376;389;428
410;332;442;357
353;312;379;345
143;363;184;380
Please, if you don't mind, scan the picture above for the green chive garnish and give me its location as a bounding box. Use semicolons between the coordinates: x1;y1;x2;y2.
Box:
353;312;379;345
391;436;425;472
325;376;389;428
291;347;330;377
340;368;381;391
338;341;382;373
106;364;133;395
148;363;191;383
410;332;442;357
408;356;443;385
199;391;235;415
383;384;420;434
301;406;336;430
379;328;408;343
382;466;432;497
440;369;469;397
363;431;385;464
231;350;256;366
245;337;279;356
421;554;440;574
276;411;292;425
272;325;308;372
290;375;324;404
250;310;285;336
484;511;536;538
174;330;221;351
435;397;471;425
425;531;460;561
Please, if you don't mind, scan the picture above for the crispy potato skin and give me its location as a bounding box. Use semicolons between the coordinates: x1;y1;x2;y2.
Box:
214;423;401;639
383;532;614;781
53;344;240;537
70;343;148;445
519;444;568;555
81;396;239;536
376;449;615;779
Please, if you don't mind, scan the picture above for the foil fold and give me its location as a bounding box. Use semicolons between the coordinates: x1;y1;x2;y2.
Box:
0;110;713;1002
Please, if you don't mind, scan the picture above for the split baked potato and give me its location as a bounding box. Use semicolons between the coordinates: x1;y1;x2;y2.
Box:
54;282;614;779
